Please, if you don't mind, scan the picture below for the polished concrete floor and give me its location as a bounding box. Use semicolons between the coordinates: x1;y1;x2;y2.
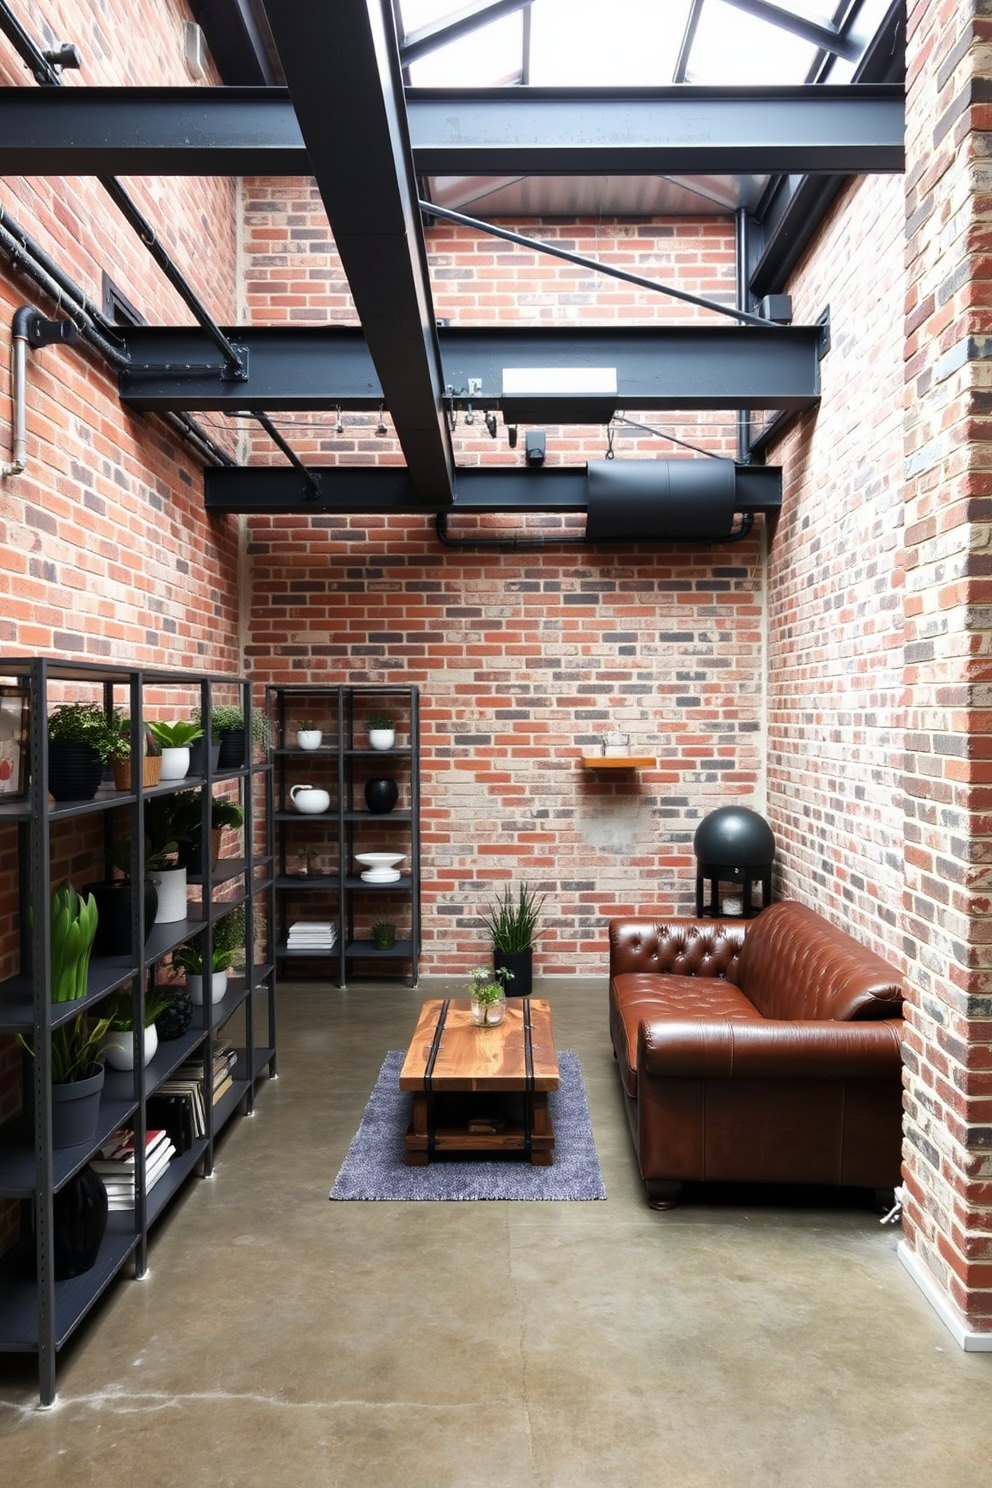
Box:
1;975;990;1486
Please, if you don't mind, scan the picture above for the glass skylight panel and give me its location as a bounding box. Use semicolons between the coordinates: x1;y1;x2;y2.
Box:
527;0;692;86
406;11;525;86
685;1;819;84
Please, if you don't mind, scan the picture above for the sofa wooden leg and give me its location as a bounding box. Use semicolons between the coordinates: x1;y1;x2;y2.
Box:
645;1180;683;1210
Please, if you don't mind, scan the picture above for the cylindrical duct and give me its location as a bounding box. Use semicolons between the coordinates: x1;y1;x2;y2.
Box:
585;458;737;540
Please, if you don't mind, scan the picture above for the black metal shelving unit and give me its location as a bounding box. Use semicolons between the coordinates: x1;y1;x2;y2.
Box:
0;657;275;1405
268;684;420;987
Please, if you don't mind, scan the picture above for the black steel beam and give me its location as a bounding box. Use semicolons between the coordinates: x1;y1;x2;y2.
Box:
407;85;904;176
116;323;822;414
260;0;453;501
203;462;782;514
0;84;904;177
188;0;278;85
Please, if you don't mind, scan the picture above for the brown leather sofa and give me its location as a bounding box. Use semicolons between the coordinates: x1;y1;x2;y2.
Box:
608;900;905;1207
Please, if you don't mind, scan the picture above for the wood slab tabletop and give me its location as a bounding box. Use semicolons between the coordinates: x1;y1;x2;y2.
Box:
399;998;559;1093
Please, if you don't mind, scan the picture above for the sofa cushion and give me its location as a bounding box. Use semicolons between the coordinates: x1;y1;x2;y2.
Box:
610;971;761;1097
735;901;905;1022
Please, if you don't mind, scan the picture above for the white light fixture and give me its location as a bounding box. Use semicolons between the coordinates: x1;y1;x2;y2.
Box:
182;21;207;81
501;366;617;423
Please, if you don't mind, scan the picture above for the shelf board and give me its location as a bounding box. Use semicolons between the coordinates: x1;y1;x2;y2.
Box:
0;1090;139;1200
344;937;415;959
146;1139;208;1227
0;1217;139;1352
581;755;656;769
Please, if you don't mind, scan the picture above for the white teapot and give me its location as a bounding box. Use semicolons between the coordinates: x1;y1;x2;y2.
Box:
291;784;330;814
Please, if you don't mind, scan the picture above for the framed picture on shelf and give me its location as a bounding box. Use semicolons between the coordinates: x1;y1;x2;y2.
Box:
0;686;28;798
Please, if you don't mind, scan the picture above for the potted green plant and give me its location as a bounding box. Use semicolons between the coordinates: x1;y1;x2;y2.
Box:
100;985;176;1070
171;789;244;875
366;712;395;751
47;702;122;801
196;703;269;770
173;906;243;1004
482;882;546;998
294;718;323;751
146;719;204;781
21;1008;114;1148
371;919;396;950
144;795;194;924
109;715;162;790
466;964;513;1027
44;880;99;1003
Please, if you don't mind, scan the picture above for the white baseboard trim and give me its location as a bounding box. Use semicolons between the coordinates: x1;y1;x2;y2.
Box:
898;1240;992;1351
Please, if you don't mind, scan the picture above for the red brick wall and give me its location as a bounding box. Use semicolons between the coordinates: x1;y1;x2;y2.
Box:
764;171;907;954
0;0;245;1254
898;0;992;1338
244;188;760;972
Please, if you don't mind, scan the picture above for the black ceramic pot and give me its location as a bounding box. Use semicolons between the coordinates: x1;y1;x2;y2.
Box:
188;738;222;777
494;947;533;998
85;879;159;956
365;777;399;814
48;741;105;802
217;728;245;770
51;1164;109;1279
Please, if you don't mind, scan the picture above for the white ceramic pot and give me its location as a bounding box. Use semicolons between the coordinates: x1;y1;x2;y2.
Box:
291;783;330;813
186;968;229;1005
159;746;190;780
297;730;322;750
102;1022;159;1071
368;728;395;751
151;865;188;924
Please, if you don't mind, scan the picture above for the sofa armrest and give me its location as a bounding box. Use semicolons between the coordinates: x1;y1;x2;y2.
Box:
638;1017;904;1081
609;918;748;980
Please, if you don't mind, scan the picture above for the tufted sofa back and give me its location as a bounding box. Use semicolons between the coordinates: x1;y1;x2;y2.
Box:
735;900;904;1021
609;917;747;983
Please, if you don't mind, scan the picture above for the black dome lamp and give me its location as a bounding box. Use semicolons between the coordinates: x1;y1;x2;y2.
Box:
693;806;775;918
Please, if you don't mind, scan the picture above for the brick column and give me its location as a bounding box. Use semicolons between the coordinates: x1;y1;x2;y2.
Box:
900;0;992;1343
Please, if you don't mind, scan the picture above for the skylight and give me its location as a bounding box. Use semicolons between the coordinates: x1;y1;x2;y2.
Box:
397;0;842;89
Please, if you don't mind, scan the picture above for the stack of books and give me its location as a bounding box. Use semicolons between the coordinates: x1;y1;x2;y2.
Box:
91;1128;176;1210
287;921;337;951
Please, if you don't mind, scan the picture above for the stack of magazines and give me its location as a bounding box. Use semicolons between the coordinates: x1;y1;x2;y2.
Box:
287;921;337;950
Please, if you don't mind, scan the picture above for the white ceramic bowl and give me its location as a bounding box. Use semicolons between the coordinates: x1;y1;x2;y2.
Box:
361;868;401;884
291;784;331;813
354;852;405;870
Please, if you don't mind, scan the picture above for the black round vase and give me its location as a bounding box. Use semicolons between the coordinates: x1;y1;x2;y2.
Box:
365;777;399;814
86;879;159;956
48;741;105;802
494;947;533;998
51;1164;108;1280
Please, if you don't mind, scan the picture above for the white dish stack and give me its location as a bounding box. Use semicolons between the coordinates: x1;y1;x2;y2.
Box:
355;852;405;884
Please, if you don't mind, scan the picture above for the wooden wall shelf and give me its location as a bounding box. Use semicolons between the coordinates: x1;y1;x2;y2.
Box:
581;755;656;770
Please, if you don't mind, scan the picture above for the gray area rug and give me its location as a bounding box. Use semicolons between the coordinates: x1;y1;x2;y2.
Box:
329;1049;606;1201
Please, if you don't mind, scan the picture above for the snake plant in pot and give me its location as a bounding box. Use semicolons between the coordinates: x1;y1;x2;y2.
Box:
21;881;112;1147
482;882;546;998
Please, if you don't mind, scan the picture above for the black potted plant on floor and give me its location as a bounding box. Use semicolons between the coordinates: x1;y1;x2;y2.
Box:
482;882;546;998
47;702;123;801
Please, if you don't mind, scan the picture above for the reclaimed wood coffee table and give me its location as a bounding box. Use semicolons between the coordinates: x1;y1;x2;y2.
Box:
399;998;559;1166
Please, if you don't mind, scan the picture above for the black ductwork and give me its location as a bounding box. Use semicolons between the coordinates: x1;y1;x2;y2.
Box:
585;458;738;541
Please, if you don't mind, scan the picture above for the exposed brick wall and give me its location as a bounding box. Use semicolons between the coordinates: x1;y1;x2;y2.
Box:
765;171;907;953
898;0;992;1337
0;0;246;1256
243;188;760;972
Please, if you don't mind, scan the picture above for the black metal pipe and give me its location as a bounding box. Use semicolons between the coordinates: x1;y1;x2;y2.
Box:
0;3;61;83
0;215;235;467
0;200;122;341
240;409;320;495
96;176;246;380
421;200;772;328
